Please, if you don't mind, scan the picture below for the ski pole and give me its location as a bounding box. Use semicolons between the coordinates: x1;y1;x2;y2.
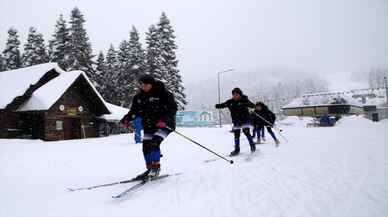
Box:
252;113;288;142
166;126;234;164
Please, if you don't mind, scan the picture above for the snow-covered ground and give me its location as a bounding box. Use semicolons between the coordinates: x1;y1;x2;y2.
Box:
1;116;388;217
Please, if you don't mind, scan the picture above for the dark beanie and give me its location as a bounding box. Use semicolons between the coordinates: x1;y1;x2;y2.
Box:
232;87;243;95
139;74;155;84
256;101;264;106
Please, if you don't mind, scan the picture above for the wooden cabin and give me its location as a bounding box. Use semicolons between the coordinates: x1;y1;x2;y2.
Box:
0;63;111;141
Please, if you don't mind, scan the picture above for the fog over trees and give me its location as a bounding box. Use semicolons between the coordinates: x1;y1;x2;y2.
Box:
185;68;329;113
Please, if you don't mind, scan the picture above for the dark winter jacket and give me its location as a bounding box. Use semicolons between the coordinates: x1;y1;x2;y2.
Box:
251;105;276;127
121;81;177;132
215;95;255;125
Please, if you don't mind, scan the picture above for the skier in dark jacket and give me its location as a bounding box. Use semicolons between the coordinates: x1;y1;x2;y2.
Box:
251;112;265;144
121;75;177;180
215;87;256;156
251;102;280;147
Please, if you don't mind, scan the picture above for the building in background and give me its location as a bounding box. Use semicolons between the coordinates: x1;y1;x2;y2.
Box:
0;63;128;140
281;88;388;122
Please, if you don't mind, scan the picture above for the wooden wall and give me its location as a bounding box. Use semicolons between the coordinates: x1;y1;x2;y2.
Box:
44;82;98;141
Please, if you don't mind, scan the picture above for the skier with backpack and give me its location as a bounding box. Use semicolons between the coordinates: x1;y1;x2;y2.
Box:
121;75;177;180
215;87;256;156
251;102;280;147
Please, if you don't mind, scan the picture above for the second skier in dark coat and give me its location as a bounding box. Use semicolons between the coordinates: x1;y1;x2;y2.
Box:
215;87;256;156
251;102;280;147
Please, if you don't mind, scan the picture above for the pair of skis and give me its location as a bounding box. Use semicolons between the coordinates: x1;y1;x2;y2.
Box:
204;151;259;163
67;173;178;199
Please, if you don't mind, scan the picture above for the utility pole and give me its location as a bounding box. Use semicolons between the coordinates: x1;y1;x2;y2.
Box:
385;76;388;105
217;69;235;127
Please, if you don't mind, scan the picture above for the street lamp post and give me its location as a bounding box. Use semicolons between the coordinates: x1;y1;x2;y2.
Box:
217;68;235;128
384;76;388;105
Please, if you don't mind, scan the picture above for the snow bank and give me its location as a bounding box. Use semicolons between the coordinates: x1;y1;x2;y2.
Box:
277;116;314;127
335;115;374;127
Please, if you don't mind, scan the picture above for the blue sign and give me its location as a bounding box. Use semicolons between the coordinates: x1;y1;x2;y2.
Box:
176;111;217;127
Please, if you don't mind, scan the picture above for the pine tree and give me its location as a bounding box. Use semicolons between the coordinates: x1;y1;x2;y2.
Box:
123;26;146;106
2;27;21;70
94;51;107;93
22;27;49;67
49;14;71;70
145;25;163;80
68;7;94;77
116;40;134;106
128;26;145;76
156;12;186;109
117;40;130;71
104;45;121;104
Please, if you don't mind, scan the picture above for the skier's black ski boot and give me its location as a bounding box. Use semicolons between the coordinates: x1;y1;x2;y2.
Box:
229;145;240;156
134;169;150;181
250;144;256;153
146;162;161;180
147;168;160;180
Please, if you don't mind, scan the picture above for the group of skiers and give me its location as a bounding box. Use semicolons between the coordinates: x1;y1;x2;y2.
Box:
216;88;279;157
120;75;279;180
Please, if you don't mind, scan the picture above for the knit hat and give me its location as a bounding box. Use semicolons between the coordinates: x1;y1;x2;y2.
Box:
232;87;243;95
139;74;155;85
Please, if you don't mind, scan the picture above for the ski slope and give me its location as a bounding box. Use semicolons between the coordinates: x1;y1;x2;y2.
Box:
1;116;388;217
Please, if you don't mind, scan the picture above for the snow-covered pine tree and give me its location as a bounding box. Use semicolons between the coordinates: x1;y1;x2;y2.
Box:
49;14;71;70
94;51;107;94
68;7;94;77
117;40;130;70
116;40;131;106
156;12;186;109
117;40;136;107
120;26;146;107
22;27;49;67
2;28;21;70
128;26;146;77
104;44;121;104
145;25;164;81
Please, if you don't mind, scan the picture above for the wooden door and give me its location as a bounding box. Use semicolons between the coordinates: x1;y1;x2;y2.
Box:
63;118;81;140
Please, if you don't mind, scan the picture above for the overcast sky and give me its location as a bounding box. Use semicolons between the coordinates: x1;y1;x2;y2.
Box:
1;0;387;85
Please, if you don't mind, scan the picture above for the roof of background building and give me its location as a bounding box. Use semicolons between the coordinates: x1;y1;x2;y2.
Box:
283;88;387;109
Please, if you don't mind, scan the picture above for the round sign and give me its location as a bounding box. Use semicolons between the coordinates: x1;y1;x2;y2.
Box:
59;105;65;111
78;106;84;112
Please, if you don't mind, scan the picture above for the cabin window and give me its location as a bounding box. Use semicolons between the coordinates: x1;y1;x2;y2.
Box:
56;120;63;130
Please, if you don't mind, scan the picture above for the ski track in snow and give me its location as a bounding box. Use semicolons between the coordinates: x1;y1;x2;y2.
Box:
1;117;388;217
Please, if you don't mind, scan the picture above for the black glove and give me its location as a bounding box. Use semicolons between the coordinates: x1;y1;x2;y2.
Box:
215;104;222;109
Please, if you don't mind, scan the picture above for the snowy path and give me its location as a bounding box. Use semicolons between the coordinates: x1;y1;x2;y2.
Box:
1;117;387;217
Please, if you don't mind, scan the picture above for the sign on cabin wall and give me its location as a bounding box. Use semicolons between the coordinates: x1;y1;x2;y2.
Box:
67;107;78;117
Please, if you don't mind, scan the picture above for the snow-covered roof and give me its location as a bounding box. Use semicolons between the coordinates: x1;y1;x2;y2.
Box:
99;102;129;121
0;63;65;109
17;69;110;113
283;88;387;109
17;71;82;111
